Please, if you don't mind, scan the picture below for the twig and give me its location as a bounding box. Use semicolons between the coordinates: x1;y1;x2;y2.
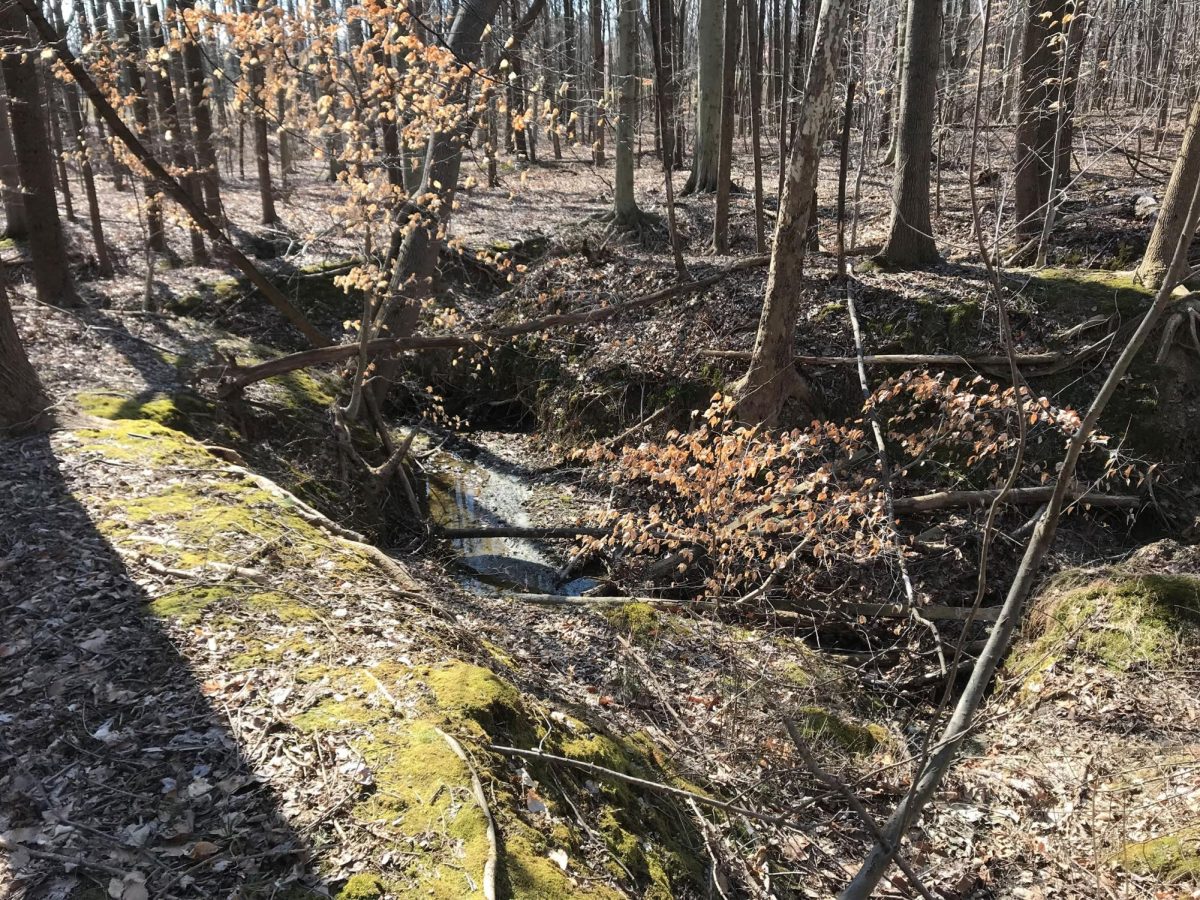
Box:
437;728;499;900
489;744;813;829
890;485;1139;513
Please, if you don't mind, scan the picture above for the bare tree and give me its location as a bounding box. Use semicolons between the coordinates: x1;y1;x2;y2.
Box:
733;0;852;424
0;3;77;307
0;281;47;434
876;0;941;266
1136;97;1200;289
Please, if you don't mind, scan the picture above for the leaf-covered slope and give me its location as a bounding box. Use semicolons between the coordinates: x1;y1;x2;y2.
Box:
0;419;700;899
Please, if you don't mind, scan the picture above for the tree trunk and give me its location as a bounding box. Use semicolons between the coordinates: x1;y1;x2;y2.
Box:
149;1;207;265
0;86;27;239
685;0;724;193
0;282;48;434
371;0;504;396
648;0;687;271
713;0;743;251
1015;0;1069;238
0;4;77;307
746;0;767;252
250;60;278;225
118;0;165;253
1136;97;1200;289
734;0;851;424
611;0;641;225
1054;0;1090;187
882;0;907;165
877;0;941;266
590;0;605;165
563;0;577;141
174;0;223;223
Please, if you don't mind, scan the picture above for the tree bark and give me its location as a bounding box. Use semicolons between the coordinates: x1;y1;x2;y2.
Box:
370;0;504;394
733;0;851;424
648;0;687;271
590;0;605;165
877;0;941;266
149;1;208;265
685;0;724;193
0;281;48;434
1014;0;1069;238
118;0;165;252
173;0;223;223
712;0;743;251
1136;97;1200;289
746;0;767;252
250;58;278;225
0;85;27;239
611;0;641;224
0;4;77;307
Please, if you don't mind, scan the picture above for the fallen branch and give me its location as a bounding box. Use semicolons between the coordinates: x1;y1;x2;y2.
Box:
438;729;499;900
203;255;770;396
512;592;716;609
18;0;330;348
699;348;1061;367
489;743;812;830
439;525;608;539
890;485;1141;514
513;592;1000;623
606;405;671;449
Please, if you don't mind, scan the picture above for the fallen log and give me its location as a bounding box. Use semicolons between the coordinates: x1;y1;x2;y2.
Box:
204;255;770;396
439;525;608;539
698;349;1062;367
890;485;1141;514
511;592;1001;623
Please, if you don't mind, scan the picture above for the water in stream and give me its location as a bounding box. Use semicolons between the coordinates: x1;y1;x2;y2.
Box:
424;441;597;595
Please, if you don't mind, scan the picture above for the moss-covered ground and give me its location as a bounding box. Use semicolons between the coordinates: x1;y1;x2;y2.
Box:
66;419;705;898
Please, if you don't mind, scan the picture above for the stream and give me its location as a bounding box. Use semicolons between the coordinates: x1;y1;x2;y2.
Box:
421;436;598;595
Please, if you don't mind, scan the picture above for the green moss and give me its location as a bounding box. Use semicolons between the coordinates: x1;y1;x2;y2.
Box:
272;370;338;410
915;297;982;347
602;602;662;644
212;277;243;300
779;660;813;687
1018;268;1152;315
148;586;226;625
792;707;887;754
1007;572;1200;684
335;874;386;899
293;696;390;733
422;661;527;739
74;418;220;468
1114;828;1200;881
813;300;846;322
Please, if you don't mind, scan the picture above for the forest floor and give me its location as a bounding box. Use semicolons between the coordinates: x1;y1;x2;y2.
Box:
5;117;1200;899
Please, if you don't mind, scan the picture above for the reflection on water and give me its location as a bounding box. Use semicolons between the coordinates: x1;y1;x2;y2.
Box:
426;448;596;595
